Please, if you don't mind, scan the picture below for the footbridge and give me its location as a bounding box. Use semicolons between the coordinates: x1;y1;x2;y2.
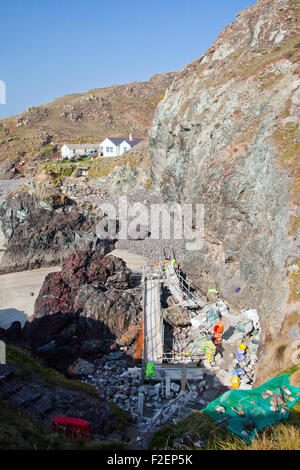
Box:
136;256;209;437
140;254;206;379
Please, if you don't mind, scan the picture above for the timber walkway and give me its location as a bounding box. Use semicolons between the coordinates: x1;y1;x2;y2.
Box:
141;258;205;369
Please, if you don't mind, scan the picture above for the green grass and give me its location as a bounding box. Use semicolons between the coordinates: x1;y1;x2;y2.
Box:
106;402;129;433
0;345;129;450
0;396;126;450
7;346;98;397
151;411;230;450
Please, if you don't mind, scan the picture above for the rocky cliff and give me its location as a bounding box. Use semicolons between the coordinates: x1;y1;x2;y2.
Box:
0;250;141;372
149;0;300;379
0;183;114;273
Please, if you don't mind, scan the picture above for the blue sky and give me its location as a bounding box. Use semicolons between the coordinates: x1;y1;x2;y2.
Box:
0;0;256;119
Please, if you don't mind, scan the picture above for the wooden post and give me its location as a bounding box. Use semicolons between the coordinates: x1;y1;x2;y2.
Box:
181;366;187;392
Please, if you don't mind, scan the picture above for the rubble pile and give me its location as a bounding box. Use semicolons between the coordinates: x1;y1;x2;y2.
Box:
76;295;261;430
78;351;226;422
170;300;261;390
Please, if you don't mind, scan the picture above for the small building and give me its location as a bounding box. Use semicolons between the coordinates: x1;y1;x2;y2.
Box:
61;144;99;160
99;138;124;158
99;134;145;158
76;167;90;177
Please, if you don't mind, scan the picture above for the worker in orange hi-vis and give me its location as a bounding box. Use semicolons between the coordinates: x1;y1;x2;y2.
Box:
212;321;224;347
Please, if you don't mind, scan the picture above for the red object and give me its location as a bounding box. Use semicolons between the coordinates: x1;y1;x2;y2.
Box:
212;321;224;345
52;417;90;441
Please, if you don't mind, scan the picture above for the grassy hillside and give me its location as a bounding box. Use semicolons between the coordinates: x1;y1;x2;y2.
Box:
0;346;127;450
0;397;126;450
0;73;174;176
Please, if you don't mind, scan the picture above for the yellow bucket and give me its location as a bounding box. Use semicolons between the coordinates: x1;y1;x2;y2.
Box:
230;376;240;389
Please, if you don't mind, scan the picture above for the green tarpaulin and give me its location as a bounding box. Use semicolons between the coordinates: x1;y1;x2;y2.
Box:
203;374;300;443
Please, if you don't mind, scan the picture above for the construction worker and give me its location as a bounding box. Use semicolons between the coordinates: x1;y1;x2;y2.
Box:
212;321;224;346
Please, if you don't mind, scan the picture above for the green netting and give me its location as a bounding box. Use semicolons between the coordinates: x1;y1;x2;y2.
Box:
203;374;300;443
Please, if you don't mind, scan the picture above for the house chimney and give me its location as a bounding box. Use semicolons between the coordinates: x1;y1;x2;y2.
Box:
129;133;133;141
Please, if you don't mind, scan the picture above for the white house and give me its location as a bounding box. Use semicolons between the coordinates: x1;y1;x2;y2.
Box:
61;144;99;160
99;138;124;158
99;135;145;158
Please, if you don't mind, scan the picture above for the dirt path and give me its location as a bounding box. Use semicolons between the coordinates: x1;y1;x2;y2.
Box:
0;266;61;328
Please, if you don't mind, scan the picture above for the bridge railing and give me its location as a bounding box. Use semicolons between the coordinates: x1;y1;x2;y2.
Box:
160;351;207;363
174;265;206;300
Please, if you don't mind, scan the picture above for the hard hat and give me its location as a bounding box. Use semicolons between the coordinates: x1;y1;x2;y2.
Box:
238;344;247;351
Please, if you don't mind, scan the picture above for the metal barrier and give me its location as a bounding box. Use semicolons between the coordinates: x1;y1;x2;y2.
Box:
161;351;206;363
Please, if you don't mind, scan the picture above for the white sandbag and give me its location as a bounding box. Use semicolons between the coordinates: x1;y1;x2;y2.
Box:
191;317;203;328
243;309;260;329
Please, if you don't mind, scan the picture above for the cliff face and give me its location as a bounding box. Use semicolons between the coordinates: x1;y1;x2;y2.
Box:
149;0;300;365
0;183;114;273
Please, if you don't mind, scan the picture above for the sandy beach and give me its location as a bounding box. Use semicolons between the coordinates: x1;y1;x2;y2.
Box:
0;266;61;329
108;249;145;272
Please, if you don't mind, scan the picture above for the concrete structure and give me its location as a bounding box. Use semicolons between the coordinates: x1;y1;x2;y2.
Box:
76;167;89;177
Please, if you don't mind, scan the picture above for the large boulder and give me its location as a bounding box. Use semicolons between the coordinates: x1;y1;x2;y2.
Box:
162;297;191;327
67;358;95;378
34;250;131;317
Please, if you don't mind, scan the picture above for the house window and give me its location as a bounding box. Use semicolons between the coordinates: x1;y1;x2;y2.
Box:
106;147;110;152
123;147;127;152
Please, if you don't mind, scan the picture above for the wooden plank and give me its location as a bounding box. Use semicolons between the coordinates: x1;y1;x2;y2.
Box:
181;366;187;391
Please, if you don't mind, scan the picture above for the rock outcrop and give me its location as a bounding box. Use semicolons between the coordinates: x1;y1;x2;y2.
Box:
1;250;141;371
0;182;114;273
92;139;151;193
149;0;300;377
30;250;141;367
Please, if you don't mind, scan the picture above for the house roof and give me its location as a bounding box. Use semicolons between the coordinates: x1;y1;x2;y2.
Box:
100;137;145;147
63;144;99;150
103;138;125;146
122;139;143;148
